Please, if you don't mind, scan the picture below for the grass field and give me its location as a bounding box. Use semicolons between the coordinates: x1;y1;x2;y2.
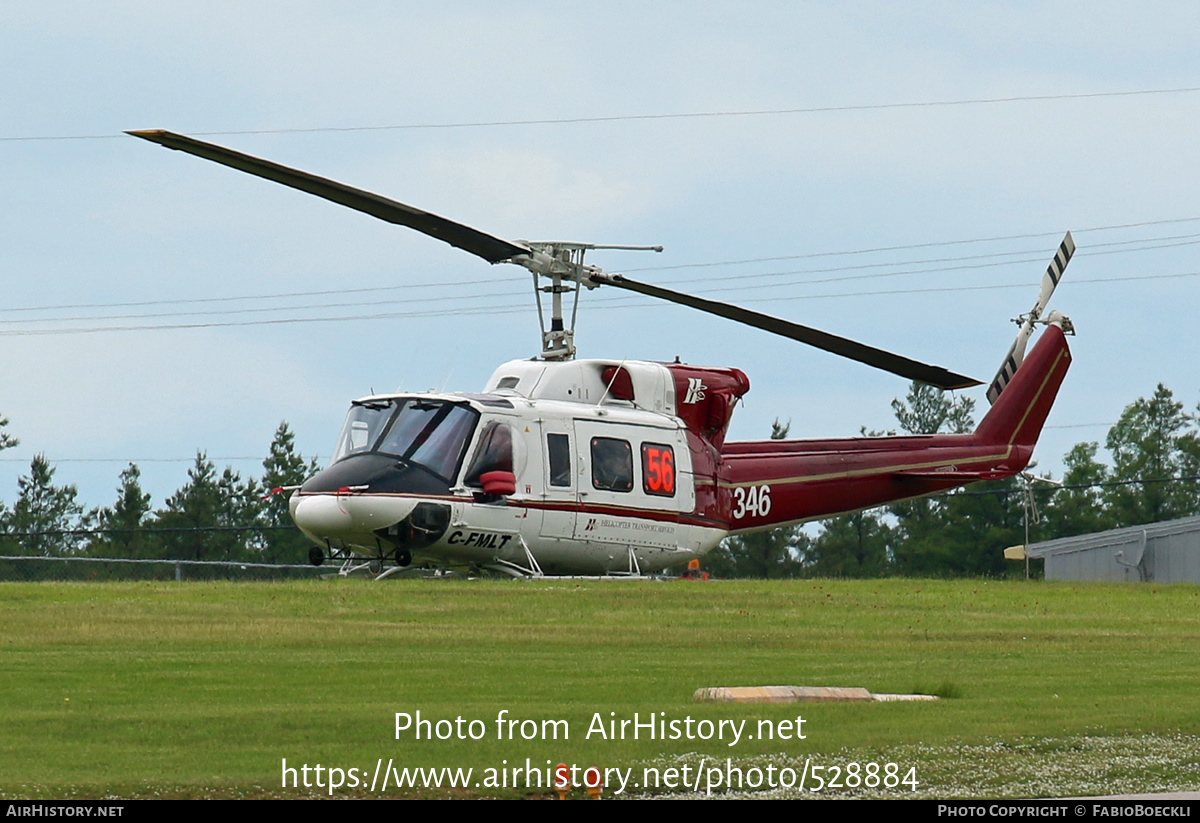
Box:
1;577;1199;799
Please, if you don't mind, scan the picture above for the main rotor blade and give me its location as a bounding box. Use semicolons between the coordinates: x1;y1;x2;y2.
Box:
592;273;981;390
127;130;531;264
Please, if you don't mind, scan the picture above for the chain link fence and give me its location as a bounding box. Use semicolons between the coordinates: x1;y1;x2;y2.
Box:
0;525;328;581
0;555;328;581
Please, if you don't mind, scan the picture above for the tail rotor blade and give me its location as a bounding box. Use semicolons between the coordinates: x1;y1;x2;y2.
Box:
986;320;1034;405
987;232;1075;404
1032;231;1075;320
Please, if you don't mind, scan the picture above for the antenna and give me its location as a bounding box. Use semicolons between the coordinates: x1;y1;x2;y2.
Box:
1017;472;1062;579
596;358;629;407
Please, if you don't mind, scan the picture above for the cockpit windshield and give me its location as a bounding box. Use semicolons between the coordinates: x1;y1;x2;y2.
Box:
330;399;480;482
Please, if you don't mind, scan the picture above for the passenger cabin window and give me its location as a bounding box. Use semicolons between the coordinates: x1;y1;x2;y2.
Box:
641;443;676;497
591;437;633;492
547;434;572;487
463;421;514;487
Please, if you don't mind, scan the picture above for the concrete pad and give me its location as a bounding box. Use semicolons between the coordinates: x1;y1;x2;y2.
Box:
694;685;875;703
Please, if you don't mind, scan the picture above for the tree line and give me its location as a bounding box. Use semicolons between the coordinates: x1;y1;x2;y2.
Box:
3;381;1199;576
0;420;317;564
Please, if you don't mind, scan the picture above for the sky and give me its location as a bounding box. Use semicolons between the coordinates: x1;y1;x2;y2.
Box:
3;2;1200;510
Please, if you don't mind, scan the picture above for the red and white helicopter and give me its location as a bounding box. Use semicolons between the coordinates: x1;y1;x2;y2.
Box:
130;130;1075;578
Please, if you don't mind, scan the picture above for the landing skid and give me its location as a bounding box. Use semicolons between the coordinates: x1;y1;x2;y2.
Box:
480;544;654;579
335;557;378;577
374;564;412;581
321;541;661;580
330;557;446;580
611;546;643;576
481;537;545;579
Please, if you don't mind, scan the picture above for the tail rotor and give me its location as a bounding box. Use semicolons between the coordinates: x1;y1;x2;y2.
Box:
986;232;1075;404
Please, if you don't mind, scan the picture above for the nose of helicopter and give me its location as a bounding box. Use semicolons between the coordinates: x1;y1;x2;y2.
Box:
291;493;421;540
291;494;352;534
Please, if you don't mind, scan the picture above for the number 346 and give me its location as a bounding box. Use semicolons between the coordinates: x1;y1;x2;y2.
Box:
732;484;771;519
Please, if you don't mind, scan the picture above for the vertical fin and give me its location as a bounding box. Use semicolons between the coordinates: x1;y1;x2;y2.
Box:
976;324;1071;447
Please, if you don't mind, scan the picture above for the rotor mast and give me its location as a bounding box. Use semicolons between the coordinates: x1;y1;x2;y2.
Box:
514;242;663;360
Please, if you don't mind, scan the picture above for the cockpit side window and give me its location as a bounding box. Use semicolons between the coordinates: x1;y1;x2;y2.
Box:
463;421;514;487
331;402;394;463
348;421;370;452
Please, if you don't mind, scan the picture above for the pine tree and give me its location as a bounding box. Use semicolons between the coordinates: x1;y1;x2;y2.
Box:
0;415;16;538
218;465;263;557
6;455;88;556
890;383;975;437
156;453;260;561
887;382;976;575
1103;384;1198;526
260;422;319;563
807;509;891;577
156;453;221;560
0;414;16;453
705;420;806;578
925;476;1025;576
1042;443;1114;538
96;464;155;557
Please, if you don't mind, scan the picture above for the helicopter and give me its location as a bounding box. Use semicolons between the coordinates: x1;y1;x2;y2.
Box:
129;129;1075;578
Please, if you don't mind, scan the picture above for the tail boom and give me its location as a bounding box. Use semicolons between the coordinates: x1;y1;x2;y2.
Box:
715;325;1071;533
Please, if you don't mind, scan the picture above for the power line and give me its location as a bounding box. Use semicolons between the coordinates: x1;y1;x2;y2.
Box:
627;216;1200;272
750;270;1200;304
6;86;1200;143
649;235;1200;295
950;473;1200;499
0;456;276;464
0;288;523;326
5;223;1200;326
0;276;511;315
2;269;1198;337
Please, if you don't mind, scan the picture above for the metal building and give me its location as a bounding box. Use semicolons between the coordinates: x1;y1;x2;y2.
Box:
1026;515;1200;583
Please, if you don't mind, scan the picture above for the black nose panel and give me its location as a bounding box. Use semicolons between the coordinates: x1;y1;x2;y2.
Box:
301;453;454;495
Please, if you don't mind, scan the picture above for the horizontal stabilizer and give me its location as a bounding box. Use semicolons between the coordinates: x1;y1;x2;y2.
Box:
893;469;1010;482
